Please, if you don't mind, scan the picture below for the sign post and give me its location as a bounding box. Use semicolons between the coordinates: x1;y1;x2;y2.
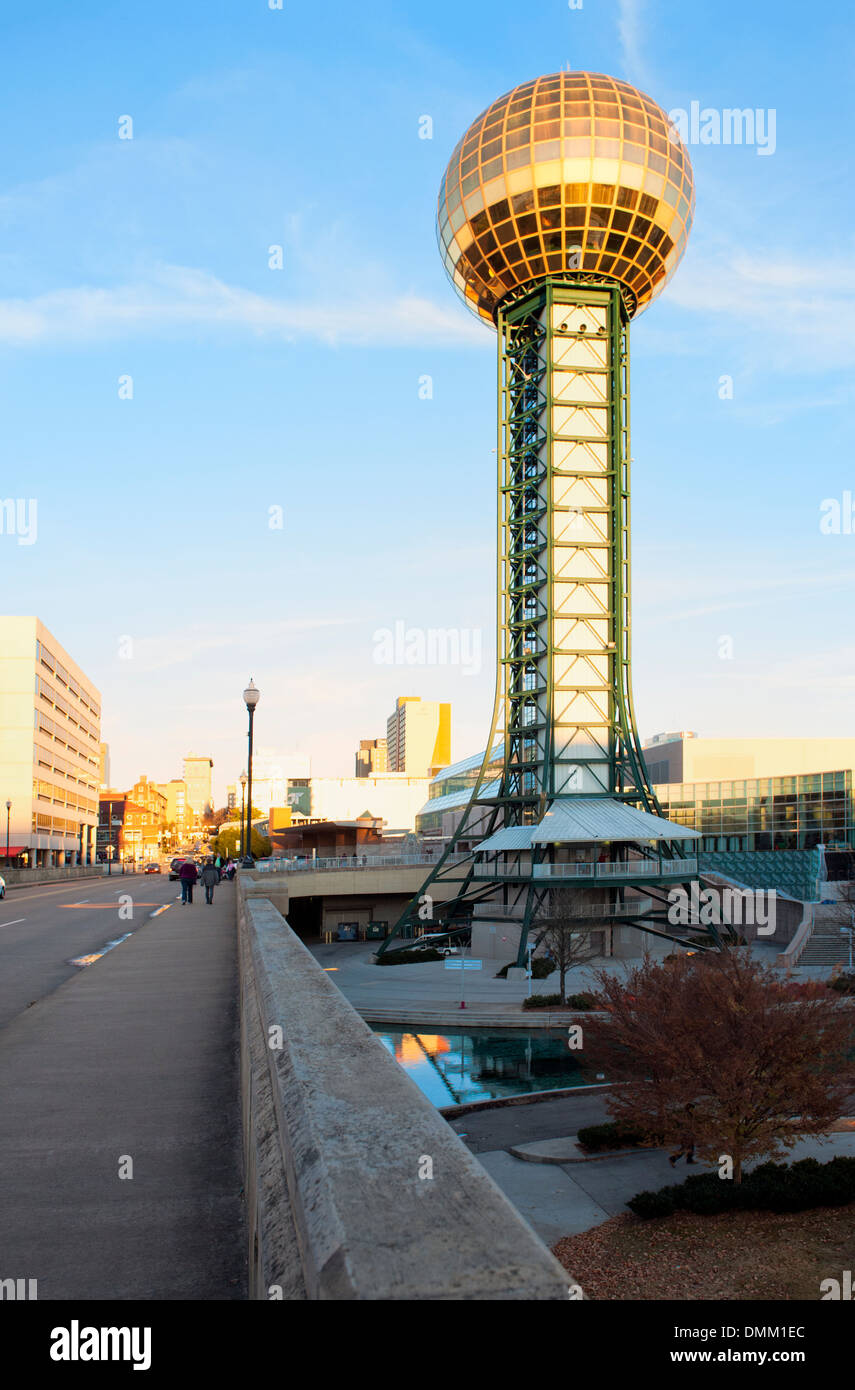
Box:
444;946;482;1009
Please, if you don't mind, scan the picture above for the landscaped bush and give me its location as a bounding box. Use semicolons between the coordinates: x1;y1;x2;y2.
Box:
628;1155;855;1219
829;972;855;995
376;948;443;965
522;992;564;1009
495;957;555;980
565;991;597;1010
521;989;599;1010
577;1121;654;1152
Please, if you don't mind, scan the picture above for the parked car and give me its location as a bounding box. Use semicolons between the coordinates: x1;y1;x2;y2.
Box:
169;857;186;881
145;863;161;874
0;874;5;899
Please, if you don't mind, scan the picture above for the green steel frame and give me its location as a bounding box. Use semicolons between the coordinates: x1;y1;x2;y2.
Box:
380;276;701;963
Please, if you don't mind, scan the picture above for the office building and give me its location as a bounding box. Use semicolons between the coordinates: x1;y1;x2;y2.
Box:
355;739;387;778
183;754;213;821
385;697;451;777
0;617;101;866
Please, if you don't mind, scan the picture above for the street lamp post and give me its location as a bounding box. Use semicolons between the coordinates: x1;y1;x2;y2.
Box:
242;679;260;864
5;799;10;865
239;770;247;860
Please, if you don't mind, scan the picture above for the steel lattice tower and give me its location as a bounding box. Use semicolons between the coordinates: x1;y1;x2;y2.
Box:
380;72;706;962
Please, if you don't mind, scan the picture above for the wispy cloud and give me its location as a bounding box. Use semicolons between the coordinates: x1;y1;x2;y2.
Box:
666;248;855;370
617;0;648;85
0;264;488;350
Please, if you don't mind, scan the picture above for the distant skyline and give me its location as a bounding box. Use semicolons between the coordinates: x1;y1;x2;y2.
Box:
1;0;852;797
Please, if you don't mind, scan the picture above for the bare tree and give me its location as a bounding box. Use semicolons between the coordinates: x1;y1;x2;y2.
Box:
583;949;855;1182
532;888;600;1003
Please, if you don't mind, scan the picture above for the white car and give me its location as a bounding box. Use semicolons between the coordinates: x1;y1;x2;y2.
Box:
0;875;5;899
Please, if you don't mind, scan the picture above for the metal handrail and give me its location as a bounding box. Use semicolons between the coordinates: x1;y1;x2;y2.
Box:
253;852;468;875
472;857;698;881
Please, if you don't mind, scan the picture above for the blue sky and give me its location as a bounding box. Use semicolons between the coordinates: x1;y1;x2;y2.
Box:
1;0;853;799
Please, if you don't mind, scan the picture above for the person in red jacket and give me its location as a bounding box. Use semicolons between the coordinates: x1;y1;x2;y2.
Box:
178;858;198;905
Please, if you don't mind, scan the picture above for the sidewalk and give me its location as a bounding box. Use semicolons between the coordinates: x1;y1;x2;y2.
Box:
0;882;246;1299
472;1131;855;1249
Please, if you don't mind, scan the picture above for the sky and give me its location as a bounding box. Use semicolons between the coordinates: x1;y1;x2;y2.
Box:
1;0;853;802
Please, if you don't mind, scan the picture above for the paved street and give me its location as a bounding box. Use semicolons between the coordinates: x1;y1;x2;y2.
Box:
0;872;246;1299
0;871;175;1030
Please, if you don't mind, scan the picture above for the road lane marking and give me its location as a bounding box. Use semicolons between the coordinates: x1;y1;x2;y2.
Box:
149;905;171;918
69;931;134;967
61;902;163;910
0;918;26;929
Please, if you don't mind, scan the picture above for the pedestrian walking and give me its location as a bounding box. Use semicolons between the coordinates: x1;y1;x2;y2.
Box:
178;858;198;905
201;859;220;905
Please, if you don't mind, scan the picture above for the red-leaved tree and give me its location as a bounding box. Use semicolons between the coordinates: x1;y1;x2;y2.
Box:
583;950;855;1182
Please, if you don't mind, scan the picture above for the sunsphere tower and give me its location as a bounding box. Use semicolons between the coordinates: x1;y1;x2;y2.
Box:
383;71;705;964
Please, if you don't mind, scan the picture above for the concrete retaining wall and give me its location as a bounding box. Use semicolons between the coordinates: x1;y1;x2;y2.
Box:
237;885;570;1300
2;865;110;889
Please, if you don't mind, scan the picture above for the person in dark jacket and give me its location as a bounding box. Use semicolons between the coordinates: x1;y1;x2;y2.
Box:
200;859;220;905
178;858;198;905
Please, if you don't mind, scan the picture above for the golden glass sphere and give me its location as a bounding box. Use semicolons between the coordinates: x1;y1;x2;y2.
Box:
437;70;694;324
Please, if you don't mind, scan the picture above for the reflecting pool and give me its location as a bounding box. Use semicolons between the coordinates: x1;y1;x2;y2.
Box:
373;1026;596;1107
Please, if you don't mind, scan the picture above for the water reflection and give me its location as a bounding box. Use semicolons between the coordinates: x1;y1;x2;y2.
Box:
374;1027;592;1107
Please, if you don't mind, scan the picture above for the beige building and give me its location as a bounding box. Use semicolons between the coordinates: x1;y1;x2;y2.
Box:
183;754;213;821
355;739;387;777
156;779;189;840
643;733;855;785
0;616;101;866
289;774;431;832
98;741;110;788
386;696;451;777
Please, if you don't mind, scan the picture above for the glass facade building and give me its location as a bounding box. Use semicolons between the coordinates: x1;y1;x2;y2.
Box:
656;771;854;853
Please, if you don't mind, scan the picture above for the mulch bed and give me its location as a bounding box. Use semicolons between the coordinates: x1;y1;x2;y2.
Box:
552;1204;855;1300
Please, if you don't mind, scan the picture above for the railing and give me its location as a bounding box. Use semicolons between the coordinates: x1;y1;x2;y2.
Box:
253;852;467;875
473;857;698;881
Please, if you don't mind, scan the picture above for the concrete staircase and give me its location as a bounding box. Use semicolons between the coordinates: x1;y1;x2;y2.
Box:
799;906;853;968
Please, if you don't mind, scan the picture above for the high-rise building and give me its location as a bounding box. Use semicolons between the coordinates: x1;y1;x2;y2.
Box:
156;779;188;840
355;739;387;778
183;754;213;821
98;742;111;788
385;698;451;777
0;616;101;866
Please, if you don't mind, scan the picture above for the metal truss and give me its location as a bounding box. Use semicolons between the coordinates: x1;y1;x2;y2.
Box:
381;277;700;963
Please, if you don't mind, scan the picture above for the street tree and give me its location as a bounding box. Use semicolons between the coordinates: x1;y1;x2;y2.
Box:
583;949;854;1183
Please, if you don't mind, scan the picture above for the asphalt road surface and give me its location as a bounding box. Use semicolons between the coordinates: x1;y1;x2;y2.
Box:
0;871;178;1032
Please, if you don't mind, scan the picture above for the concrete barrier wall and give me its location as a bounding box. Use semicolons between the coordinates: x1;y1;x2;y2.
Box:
237;886;570;1300
2;865;110;888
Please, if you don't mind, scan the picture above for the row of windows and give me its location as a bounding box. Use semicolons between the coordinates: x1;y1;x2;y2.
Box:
36;677;99;743
33;813;82;836
34;780;97;814
659;773;851;799
35;712;98;768
36;640;100;719
35;740;98;791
